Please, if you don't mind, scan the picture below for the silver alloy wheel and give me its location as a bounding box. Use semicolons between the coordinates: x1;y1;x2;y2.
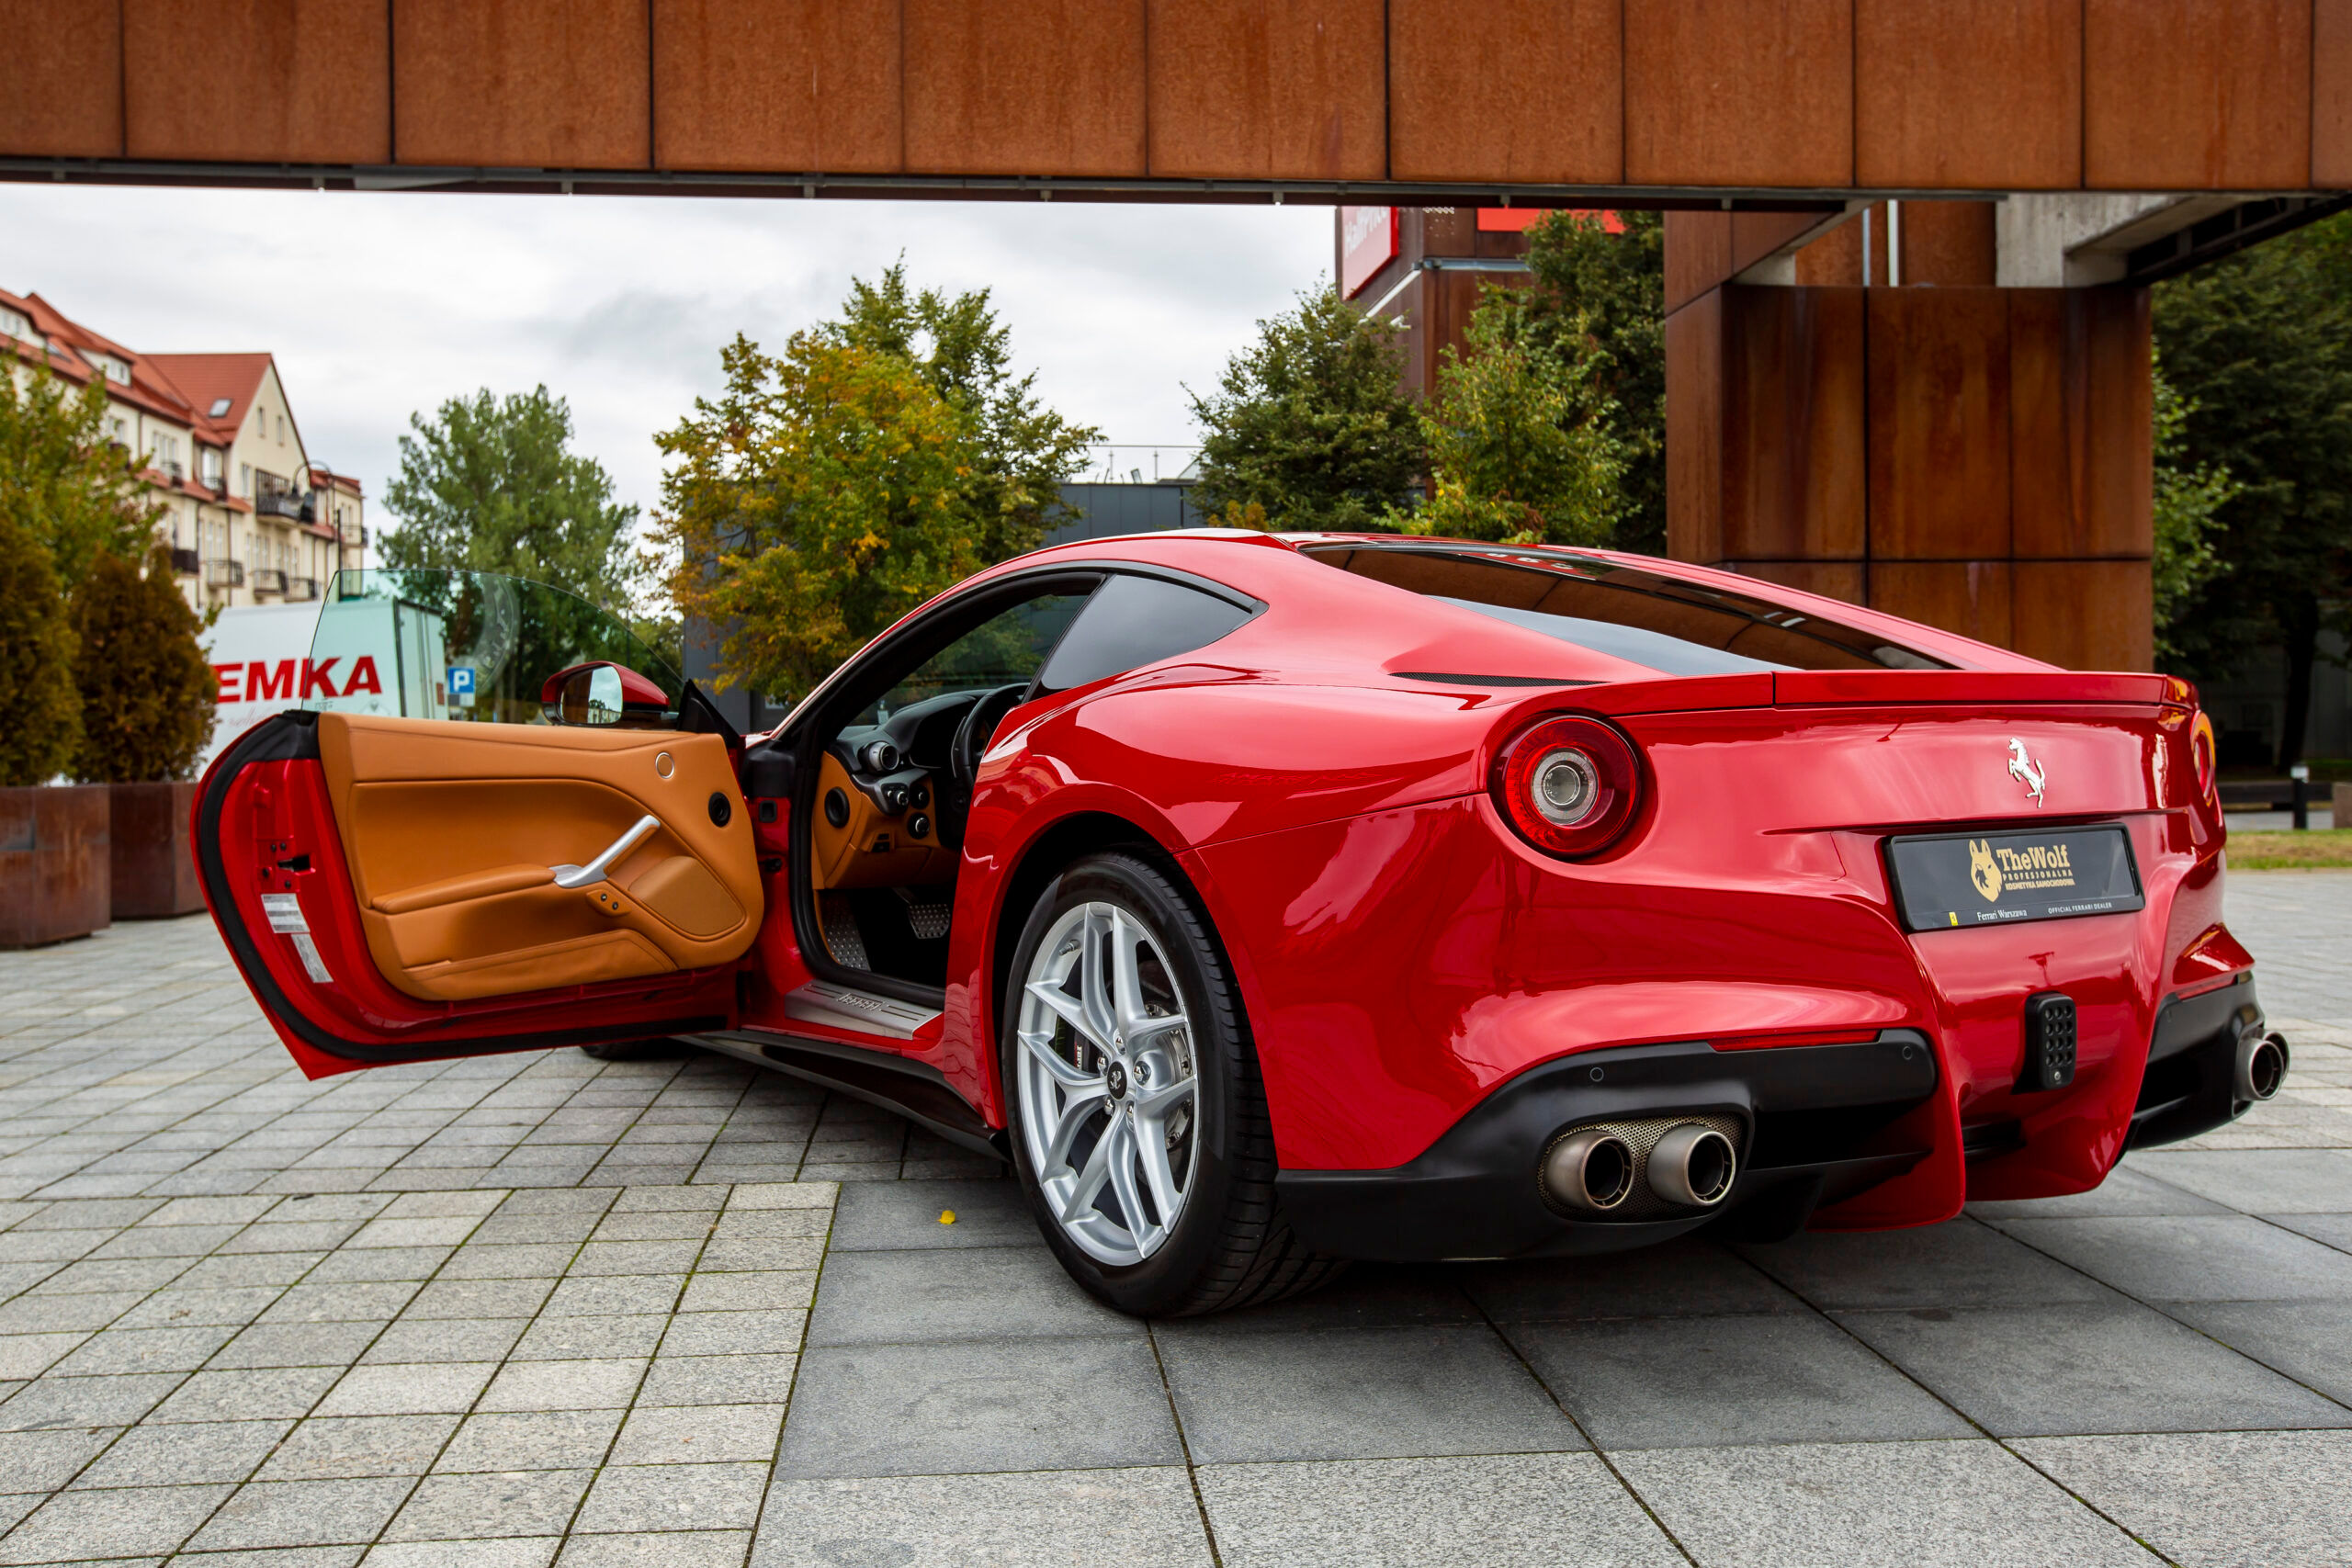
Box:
1015;900;1200;1265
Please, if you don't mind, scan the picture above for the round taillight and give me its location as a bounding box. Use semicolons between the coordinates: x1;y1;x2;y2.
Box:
2191;712;2217;803
1492;715;1643;858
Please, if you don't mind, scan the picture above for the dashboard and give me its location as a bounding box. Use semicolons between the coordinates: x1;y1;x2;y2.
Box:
812;689;991;892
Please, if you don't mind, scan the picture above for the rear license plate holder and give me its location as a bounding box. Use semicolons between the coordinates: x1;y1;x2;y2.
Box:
1886;825;2144;932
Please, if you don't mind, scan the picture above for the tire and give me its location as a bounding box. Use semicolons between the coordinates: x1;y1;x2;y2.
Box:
578;1038;669;1062
1000;851;1343;1316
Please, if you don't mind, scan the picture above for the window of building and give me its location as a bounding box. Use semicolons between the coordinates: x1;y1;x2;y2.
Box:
240;463;251;496
209;397;232;418
87;352;130;385
0;307;40;352
277;414;286;444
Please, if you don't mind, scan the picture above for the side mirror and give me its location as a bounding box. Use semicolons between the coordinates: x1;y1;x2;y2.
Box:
541;662;671;728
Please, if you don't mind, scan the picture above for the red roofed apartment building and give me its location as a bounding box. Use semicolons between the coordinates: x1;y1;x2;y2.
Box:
2;288;363;608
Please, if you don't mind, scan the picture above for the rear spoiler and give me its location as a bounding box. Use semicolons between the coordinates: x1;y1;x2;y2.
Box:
1772;671;2179;707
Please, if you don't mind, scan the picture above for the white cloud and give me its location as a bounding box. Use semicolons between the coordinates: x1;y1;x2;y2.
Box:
2;185;1329;537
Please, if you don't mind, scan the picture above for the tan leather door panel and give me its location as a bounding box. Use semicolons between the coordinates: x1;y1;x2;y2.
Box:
318;715;762;1002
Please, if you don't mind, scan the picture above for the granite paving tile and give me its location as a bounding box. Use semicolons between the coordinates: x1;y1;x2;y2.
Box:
70;1417;288;1488
2018;1428;2352;1568
756;1469;1215;1568
1158;1323;1579;1462
1613;1438;2154;1568
1210;1454;1684;1568
777;1337;1182;1480
0;1480;232;1562
1837;1299;2352;1436
1507;1311;1972;1449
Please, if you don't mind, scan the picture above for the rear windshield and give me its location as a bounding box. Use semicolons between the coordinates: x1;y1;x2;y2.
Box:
1304;543;1949;674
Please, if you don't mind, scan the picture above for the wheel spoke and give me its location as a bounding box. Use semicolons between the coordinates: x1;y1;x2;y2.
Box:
1023;979;1109;1055
1133;1110;1185;1224
1080;908;1120;1048
1108;908;1155;1039
1059;1118;1115;1224
1016;1017;1102;1092
1133;1075;1194;1119
1102;1113;1159;1247
1043;1085;1105;1170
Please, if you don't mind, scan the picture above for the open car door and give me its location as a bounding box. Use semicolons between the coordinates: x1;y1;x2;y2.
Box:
198;570;764;1078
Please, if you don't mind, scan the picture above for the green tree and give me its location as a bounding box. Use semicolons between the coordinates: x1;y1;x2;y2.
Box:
381;387;645;610
0;511;80;786
1519;210;1666;555
71;545;218;782
2150;361;2237;666
825;263;1099;564
1408;298;1628;547
1189;284;1425;531
2154;213;2352;766
0;363;150;593
655;333;984;704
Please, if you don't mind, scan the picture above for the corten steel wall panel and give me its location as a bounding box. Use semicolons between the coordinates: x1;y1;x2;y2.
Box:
1896;200;1996;287
125;0;389;164
2013;560;2153;671
1721;286;1867;563
1866;288;2012;560
1854;0;2081;189
2321;0;2352;186
1148;0;1385;179
1794;216;1862;286
1870;560;2015;648
1730;559;1866;604
2084;0;2312;189
903;0;1147;176
1625;0;1853;187
395;0;650;167
2011;287;2153;559
1731;210;1829;274
1387;0;1622;184
653;0;901;173
1665;288;1725;563
1665;212;1735;313
0;0;120;156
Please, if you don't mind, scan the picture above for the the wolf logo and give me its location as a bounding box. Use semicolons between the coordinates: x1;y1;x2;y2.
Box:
1969;839;2003;902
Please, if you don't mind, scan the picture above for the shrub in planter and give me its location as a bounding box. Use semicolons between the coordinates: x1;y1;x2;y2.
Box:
0;511;104;946
73;546;219;919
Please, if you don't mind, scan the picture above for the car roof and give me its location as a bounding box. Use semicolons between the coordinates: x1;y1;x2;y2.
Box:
992;530;2047;678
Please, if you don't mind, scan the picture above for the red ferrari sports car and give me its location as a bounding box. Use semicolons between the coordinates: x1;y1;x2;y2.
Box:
197;533;2288;1315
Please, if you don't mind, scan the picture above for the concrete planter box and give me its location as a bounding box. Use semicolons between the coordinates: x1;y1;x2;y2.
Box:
0;784;110;948
110;780;204;919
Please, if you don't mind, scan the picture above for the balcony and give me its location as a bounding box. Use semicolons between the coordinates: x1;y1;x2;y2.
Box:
169;547;200;575
251;568;288;595
284;576;320;602
203;558;243;589
339;520;368;547
255;491;307;522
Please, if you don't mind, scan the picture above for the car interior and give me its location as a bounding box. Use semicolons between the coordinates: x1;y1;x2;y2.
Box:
790;569;1257;996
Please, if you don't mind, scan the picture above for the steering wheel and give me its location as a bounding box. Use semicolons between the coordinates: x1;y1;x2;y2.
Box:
951;683;1030;789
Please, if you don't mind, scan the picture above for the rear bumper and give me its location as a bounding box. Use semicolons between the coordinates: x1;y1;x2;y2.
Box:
2129;975;2273;1150
1274;1032;1940;1261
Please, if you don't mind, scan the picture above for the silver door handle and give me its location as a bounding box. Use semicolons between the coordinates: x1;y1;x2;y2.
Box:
552;815;660;889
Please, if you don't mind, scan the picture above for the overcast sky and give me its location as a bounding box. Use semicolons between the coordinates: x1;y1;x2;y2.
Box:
1;185;1331;540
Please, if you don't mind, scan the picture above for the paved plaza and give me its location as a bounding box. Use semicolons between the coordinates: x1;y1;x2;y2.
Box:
0;876;2346;1565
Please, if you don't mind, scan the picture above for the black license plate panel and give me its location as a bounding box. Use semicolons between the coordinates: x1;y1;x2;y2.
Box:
1886;825;2144;932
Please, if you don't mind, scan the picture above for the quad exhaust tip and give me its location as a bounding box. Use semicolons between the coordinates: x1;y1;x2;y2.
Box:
1649;1123;1739;1208
2235;1030;2290;1104
1541;1120;1738;1213
1542;1128;1635;1213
